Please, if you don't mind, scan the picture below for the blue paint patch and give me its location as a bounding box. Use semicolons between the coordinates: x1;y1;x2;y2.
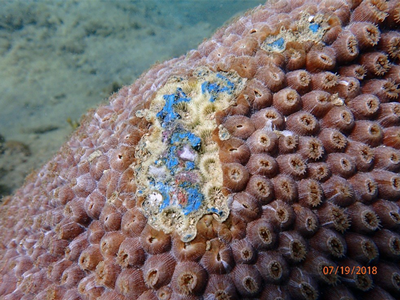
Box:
171;131;201;149
155;179;205;216
161;129;201;176
153;92;206;214
156;181;173;211
157;88;191;127
201;73;236;102
179;182;204;215
164;146;179;174
216;73;235;91
268;37;285;51
184;187;204;214
309;23;320;33
201;81;209;95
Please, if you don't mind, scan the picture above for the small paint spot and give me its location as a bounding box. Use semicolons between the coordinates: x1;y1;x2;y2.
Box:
309;23;320;33
268;37;285;51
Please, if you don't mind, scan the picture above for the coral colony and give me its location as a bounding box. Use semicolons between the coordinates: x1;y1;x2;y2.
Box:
1;0;400;299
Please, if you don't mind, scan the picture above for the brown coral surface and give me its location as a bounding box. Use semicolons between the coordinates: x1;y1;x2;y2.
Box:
1;0;400;299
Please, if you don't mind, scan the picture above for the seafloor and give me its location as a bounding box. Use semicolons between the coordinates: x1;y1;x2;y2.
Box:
0;0;264;197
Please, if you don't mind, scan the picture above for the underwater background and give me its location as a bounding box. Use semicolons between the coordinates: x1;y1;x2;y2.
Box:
0;0;264;196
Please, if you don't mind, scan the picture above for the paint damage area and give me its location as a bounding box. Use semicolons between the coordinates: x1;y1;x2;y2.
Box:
261;13;329;53
134;68;245;242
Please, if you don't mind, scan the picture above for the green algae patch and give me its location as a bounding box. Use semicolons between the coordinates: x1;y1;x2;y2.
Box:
134;68;245;242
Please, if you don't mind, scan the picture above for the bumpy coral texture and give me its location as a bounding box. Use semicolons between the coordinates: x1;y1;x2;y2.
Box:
1;0;400;299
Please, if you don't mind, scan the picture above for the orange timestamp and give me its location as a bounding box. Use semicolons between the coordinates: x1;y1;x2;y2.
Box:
322;265;377;275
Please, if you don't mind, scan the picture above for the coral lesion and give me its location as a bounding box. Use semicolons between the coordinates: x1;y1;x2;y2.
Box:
134;68;245;242
261;13;330;54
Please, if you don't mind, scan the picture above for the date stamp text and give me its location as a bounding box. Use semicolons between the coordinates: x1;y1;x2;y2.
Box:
322;266;377;275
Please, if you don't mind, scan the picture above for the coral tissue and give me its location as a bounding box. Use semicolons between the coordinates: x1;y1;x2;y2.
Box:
1;0;400;299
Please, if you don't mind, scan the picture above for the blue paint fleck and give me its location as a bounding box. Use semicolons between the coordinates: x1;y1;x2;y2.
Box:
268;37;285;51
309;23;320;33
183;234;194;241
209;207;225;217
185;161;195;170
